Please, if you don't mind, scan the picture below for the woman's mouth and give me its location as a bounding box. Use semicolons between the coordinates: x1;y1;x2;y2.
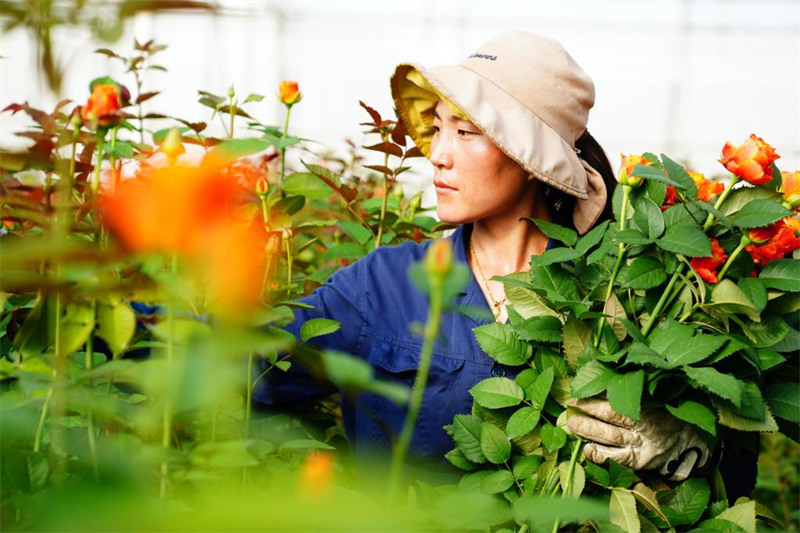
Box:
434;180;457;194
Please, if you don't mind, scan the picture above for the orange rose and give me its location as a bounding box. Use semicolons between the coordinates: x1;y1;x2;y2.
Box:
688;171;724;203
690;238;728;284
661;185;678;211
298;452;334;498
746;216;800;267
278;81;302;106
719;134;780;185
81;84;121;127
424;239;454;279
618;154;651;188
780;171;800;209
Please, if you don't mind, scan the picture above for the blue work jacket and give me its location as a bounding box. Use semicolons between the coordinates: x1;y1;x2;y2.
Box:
252;223;525;476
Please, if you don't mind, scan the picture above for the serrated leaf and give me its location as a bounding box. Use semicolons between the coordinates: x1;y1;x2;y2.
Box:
764;383;800;423
512;455;542;480
716;500;756;533
563;316;591;371
665;401;717;436
300;318;341;342
621;256;667;290
657;225;712;257
738;278;767;314
603;293;628;341
506;406;542;439
571;360;614;398
558;461;585;499
529;264;579;304
336;220;372;246
665;333;727;367
480;423;511;464
731;199;792;229
744;314;789;348
529;246;583;268
505;279;559;319
607;370;644;420
714;399;779;432
632;164;681;188
710;279;760;322
529;218;578;246
661;154;697;196
614;228;652;245
584;461;611;487
540;423;567;452
632;482;669;524
609;460;635;489
626;342;671;368
610;489;640;533
445;448;477;470
474;322;531;366
452;414;487;463
325;243;366;260
683;366;744;407
511;315;562;343
282;172;334;200
633;197;666;240
481;470;515;494
528;367;554;410
759;259;800;292
576;220;610;254
661;478;710;526
470;378;524;409
694;519;748;532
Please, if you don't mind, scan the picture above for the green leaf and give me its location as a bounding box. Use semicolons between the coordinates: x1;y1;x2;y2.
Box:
513;495;609;524
614;228;652;245
731;199;792;229
710;280;760;321
504;277;559;319
620;256;667;290
665;401;717;436
576;220;610;254
512;455;542;480
457;470;493;491
529;264;579;304
474;322;531;366
59;303;95;356
528;218;578;246
764;383;800;423
515;368;540;400
540;423;567;452
738;278;767;314
481;470;516;494
744;314;789;348
694;519;747;532
608;460;635;489
96;302;135;357
210;138;268;159
665;333;727;367
452;414;487;464
321;351;408;405
633;197;666;240
714;399;778;432
735;381;767;420
106;140;134;158
607;370;644;420
648;321;694;364
661;154;697;196
278;439;335;451
571;360;614;398
759;259;800;292
282;172;334;200
632;482;669;524
661;478;710;527
558;461;585;499
511;315;562;343
336;220;372;246
470;378;524;409
529;247;582;268
610;489;640;533
584;461;611;487
683;366;744;407
300;318;341;342
716;499;756;533
506;406;542;439
626;342;671;368
632;164;681;188
325;243;366;260
563;316;592;371
445;448;477;471
720;186;780;216
480;423;511;464
657;225;712;257
527;367;555;410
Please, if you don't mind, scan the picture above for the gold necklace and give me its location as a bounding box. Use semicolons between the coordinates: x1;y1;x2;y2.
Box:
470;236;508;322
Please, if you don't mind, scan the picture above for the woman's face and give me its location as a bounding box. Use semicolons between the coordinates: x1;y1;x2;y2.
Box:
430;100;534;224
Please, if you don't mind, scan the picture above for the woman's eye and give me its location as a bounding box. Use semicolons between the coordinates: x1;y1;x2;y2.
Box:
432;125;440;134
457;129;476;136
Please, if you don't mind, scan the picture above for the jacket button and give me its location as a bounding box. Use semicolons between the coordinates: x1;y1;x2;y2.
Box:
492;366;506;378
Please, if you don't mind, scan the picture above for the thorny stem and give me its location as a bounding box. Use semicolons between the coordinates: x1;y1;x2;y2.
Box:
594;185;631;346
388;273;444;499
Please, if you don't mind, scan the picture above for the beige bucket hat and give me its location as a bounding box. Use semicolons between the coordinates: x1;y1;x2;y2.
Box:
390;31;607;234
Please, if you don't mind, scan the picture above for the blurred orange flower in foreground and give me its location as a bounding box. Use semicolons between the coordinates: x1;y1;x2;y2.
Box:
100;154;267;311
719;134;780;185
618;154;651;188
690;238;727;284
746;217;800;267
298;452;334;498
278;81;302;106
780;171;800;209
82;84;122;127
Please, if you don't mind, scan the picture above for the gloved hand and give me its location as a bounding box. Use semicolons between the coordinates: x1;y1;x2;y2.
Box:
566;398;710;481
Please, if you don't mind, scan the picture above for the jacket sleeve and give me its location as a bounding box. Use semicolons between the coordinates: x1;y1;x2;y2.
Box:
252;259;366;408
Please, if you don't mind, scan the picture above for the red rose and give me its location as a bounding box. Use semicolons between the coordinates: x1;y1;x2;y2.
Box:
719;134;780;185
690;238;728;284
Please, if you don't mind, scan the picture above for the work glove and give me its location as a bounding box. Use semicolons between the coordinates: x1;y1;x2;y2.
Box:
566;398;710;481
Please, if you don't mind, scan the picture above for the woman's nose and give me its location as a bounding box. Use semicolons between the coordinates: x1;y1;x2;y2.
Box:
429;134;453;169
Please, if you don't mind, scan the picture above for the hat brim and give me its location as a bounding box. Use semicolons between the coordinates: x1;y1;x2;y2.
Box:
391;63;589;201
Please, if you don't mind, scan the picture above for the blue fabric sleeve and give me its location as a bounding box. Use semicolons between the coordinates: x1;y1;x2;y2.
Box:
252;259;365;408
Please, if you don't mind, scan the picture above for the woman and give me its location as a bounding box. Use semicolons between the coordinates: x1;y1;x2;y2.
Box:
254;31;747;491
